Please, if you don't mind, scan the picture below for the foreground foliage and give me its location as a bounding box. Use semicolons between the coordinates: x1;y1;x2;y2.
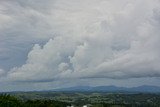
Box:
0;92;160;107
0;94;70;107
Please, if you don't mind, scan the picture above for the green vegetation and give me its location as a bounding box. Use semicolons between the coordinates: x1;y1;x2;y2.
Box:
0;94;70;107
0;92;160;107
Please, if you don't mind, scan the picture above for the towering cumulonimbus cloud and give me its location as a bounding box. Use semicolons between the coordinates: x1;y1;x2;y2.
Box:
1;0;160;82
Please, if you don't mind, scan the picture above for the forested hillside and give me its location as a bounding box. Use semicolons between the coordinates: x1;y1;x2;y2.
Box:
0;93;160;107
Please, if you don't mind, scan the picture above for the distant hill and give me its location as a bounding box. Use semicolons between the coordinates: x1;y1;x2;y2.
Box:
52;85;160;93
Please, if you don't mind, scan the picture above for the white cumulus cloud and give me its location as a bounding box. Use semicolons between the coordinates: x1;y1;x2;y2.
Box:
1;0;160;82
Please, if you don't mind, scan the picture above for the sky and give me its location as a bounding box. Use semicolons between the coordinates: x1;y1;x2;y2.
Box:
0;0;160;91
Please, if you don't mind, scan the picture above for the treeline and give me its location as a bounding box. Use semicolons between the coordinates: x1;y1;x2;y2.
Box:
0;94;160;107
0;94;70;107
91;103;159;107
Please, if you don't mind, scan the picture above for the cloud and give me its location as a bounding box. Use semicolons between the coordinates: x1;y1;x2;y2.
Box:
0;69;5;77
0;0;61;70
1;0;160;83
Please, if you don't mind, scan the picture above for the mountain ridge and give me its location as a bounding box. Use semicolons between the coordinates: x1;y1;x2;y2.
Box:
52;85;160;93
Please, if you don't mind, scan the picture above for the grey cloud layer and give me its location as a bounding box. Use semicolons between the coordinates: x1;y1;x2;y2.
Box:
1;0;160;82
